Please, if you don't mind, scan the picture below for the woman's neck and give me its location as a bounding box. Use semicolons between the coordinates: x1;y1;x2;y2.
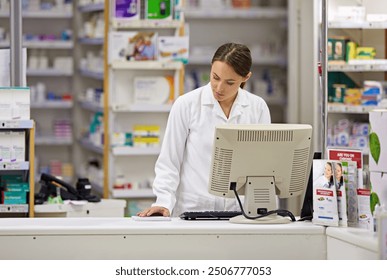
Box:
219;95;237;119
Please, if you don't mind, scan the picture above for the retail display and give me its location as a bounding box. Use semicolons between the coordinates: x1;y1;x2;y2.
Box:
105;0;185;216
73;0;105;196
0;0;75;183
0;90;35;217
327;0;387;180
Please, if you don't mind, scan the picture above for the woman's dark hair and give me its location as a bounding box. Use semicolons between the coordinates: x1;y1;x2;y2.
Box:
211;42;252;89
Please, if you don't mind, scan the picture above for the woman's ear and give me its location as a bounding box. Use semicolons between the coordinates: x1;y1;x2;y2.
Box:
243;72;252;82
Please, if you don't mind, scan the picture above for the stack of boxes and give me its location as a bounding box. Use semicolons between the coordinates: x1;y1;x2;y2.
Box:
0;87;30;205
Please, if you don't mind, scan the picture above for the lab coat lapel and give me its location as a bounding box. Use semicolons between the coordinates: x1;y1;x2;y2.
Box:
228;88;249;121
201;83;249;121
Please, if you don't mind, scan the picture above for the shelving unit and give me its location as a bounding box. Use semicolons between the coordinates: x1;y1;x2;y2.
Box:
73;0;105;195
183;1;288;122
0;119;35;217
105;1;185;215
0;1;75;184
326;0;387;170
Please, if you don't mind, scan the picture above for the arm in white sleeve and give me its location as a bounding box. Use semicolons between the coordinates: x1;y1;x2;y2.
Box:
151;96;190;213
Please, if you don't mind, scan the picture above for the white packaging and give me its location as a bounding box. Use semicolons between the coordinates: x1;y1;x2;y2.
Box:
12;87;30;120
158;36;189;63
11;131;25;162
0;131;11;162
0;88;13;119
357;188;372;230
335;6;366;22
334;162;347;227
0;87;30;120
108;31;158;63
369;109;387;172
342;161;359;227
134;76;173;105
312;160;339;227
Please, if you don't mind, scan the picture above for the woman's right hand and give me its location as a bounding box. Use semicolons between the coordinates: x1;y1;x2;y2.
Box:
137;206;170;217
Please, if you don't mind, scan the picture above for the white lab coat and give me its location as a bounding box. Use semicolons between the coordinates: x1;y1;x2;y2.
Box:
152;83;271;216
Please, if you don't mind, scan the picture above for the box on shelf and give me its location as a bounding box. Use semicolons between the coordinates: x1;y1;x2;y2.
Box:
134;76;173;105
369;109;387;172
158;36;189;64
113;0;141;20
0;87;30;120
145;0;173;20
328;36;350;62
109;31;158;63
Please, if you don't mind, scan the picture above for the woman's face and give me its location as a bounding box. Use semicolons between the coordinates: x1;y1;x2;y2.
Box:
335;165;342;179
324;163;332;179
210;61;250;103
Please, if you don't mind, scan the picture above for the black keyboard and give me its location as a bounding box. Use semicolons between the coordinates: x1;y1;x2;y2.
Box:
179;211;242;220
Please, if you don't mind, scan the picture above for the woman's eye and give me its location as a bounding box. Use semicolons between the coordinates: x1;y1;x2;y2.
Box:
227;82;235;86
213;76;220;80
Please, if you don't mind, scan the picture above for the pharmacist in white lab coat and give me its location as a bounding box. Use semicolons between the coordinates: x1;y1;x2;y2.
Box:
138;43;271;217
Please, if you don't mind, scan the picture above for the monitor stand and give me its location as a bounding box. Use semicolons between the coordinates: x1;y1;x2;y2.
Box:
229;214;291;224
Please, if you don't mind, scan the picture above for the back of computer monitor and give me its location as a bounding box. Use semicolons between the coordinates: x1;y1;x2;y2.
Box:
300;152;322;221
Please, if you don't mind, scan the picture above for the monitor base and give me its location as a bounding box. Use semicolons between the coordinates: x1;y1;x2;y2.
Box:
229;214;291;224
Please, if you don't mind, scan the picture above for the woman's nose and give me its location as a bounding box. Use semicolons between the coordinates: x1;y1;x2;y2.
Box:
215;81;223;92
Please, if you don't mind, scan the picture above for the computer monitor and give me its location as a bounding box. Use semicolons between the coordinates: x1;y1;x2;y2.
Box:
208;124;313;224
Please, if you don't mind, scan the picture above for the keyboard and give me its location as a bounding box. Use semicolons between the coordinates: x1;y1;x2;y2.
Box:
179;211;242;220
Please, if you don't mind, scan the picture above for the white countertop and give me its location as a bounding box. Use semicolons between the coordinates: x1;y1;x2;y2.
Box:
326;226;378;253
0;217;325;236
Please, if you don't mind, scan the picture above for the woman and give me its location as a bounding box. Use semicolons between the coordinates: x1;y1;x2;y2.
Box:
138;42;271;217
314;162;334;189
334;162;343;189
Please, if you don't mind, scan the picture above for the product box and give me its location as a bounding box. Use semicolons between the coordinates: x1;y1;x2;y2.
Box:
342;160;359;227
11;131;25;162
0;87;30;120
1;190;27;204
356;47;376;60
328;36;349;62
113;0;141;20
329;84;346;103
0;131;11;162
134;76;173;105
357;188;372;230
145;0;173;20
328;147;363;188
5;182;29;192
369;109;387;172
108;31;158;63
312;160;339;227
346;41;357;61
133;125;160;147
158;36;189;64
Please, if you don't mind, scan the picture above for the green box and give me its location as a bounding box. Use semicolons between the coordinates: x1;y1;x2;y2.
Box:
146;0;172;20
328;36;349;61
2;190;27;204
6;182;29;192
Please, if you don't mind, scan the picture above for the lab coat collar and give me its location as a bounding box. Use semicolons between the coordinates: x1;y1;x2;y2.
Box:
202;83;249;120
